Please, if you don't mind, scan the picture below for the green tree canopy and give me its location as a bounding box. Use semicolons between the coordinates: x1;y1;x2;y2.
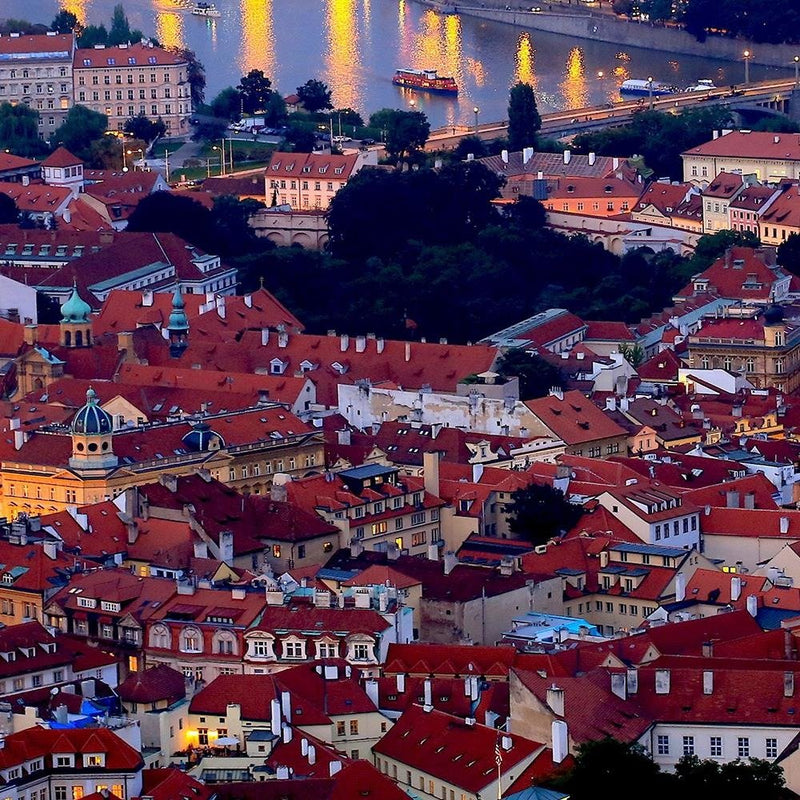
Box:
210;87;242;122
78;25;109;48
171;48;206;106
297;79;333;113
0;19;48;35
108;4;142;45
675;755;787;800
497;348;565;400
51;105;109;161
690;229;762;272
0;195;19;225
237;70;272;115
284;120;317;152
50;10;78;33
0;102;48;157
368;108;430;162
264;93;288;127
505;482;584;545
126;191;213;249
507;82;541;151
123;114;166;144
778;232;800;277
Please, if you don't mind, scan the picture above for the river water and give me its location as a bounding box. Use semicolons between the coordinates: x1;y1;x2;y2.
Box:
2;0;791;127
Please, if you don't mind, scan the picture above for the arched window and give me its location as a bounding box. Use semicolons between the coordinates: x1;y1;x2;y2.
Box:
213;630;237;656
149;624;171;650
75;330;83;347
179;626;202;653
64;330;71;347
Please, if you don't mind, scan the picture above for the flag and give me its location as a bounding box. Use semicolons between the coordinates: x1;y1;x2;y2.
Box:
495;737;503;767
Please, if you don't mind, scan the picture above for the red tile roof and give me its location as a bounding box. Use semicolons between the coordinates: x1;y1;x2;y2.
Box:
118;664;186;704
266;151;360;182
141;768;215;800
702;507;800;538
384;643;517;678
373;704;545;794
0;33;74;55
702;171;744;199
0;152;38;172
43;147;82;168
74;42;185;69
583;320;635;342
524;390;627;445
0;181;70;213
683;130;800;161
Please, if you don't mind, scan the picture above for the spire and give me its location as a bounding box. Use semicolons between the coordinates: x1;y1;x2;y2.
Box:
60;284;92;324
168;286;189;358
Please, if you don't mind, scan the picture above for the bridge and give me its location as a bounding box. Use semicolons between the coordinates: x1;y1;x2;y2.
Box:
425;78;800;151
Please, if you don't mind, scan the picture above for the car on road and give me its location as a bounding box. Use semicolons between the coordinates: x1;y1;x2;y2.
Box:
332;135;352;143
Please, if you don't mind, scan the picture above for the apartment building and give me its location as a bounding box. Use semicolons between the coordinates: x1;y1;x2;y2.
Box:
0;32;76;138
73;42;189;135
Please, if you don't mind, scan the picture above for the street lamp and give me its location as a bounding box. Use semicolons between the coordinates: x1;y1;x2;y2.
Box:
647;75;654;110
794;55;799;89
126;148;144;171
597;70;604;79
743;50;751;85
473;105;479;135
409;98;416;111
212;145;222;176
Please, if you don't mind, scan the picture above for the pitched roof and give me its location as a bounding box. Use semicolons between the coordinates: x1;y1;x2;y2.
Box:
141;768;215;800
524;390;627;445
74;42;185;68
683;130;800;162
266;151;360;182
43;147;82;168
384;643;517;678
117;664;186;704
0;33;74;56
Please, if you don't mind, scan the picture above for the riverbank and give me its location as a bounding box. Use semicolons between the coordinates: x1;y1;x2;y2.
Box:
430;1;799;69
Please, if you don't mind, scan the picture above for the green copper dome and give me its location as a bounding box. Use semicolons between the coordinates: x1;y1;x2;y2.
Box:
168;286;189;332
60;286;92;324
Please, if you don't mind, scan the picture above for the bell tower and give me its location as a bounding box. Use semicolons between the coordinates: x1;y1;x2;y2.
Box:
69;387;118;472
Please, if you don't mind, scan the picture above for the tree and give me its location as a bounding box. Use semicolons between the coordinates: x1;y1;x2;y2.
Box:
331;108;363;127
0;102;48;158
0;19;48;35
619;342;645;368
368;108;430;162
497;348;565;399
171;48;206;106
297;79;333;113
210;87;242;122
778;232;800;276
51;10;78;33
561;739;670;800
108;4;133;45
209;196;267;256
507;82;541;152
77;25;108;48
123;114;166;144
675;755;787;800
453;135;487;161
264;92;288;126
691;229;761;272
505;483;584;545
51;105;109;161
0;195;19;225
283;120;317;152
237;70;272;115
126;191;214;250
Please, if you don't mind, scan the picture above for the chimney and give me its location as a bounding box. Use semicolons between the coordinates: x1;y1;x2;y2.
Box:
270;698;281;732
281;690;292;722
23;325;37;346
261;328;270;346
472;463;484;483
626;668;638;695
546;684;565;717
501;735;512;751
443;551;458;575
730;575;742;601
675;572;686;602
655;669;671;694
610;672;626;700
281;724;291;743
308;745;316;765
501;149;509;163
702;641;714;658
423;450;440;498
703;671;714;695
270;483;288;502
522;146;534;164
337;428;351;446
781;516;790;534
355;335;366;353
404;341;411;362
551;720;568;764
80;678;96;699
301;738;309;756
588;151;596;166
376;337;385;354
43;541;58;560
612;157;619;170
563;149;571;165
340;334;349;352
141;290;154;307
329;761;342;777
786;671;795;698
747;594;758;617
13;430;26;451
396;673;406;693
423;678;432;707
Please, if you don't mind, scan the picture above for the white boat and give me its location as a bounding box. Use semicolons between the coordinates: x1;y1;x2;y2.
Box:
191;2;221;17
686;79;716;92
619;79;678;97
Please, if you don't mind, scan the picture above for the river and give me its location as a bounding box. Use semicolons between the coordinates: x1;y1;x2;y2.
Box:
1;0;791;127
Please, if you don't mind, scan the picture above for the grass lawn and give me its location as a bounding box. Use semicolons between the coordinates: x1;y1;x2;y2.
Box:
151;139;185;158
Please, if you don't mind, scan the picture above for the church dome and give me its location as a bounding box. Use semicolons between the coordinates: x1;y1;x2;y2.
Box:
61;286;92;324
181;421;224;452
72;387;112;435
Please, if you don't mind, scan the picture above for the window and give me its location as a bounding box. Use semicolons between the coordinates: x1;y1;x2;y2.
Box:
349;719;359;735
738;737;750;757
710;736;722;757
272;544;281;559
336;720;346;736
198;728;209;745
683;735;695;756
411;512;426;525
352;643;370;661
283;640;305;659
55;789;67;800
766;738;778;759
412;531;427;546
85;754;104;767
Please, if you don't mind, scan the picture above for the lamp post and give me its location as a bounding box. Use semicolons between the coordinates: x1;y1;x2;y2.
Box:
212;145;222;176
473;105;479;135
126;148;143;171
647;75;654;110
794;55;799;89
743;49;751;85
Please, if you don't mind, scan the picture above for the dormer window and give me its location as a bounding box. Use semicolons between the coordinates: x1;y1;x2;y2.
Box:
84;753;105;767
1;651;14;663
331;361;347;374
270;358;287;375
54;754;74;768
100;601;121;612
77;596;97;609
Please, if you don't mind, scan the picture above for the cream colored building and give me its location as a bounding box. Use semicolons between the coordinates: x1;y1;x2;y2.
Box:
73;42;189;134
0;32;75;137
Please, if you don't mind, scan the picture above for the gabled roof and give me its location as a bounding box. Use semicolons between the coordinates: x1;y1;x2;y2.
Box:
141;768;215;800
683;130;800;161
117;664;186;704
384;643;517;678
74;42;185;68
43;147;82;169
524;390;627;445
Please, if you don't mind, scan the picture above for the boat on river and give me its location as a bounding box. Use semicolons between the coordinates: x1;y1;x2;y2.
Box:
620;78;716;97
392;68;458;95
191;2;221;17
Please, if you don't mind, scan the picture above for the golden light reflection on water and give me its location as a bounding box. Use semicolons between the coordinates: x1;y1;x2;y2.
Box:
559;46;587;109
514;32;535;89
155;11;185;51
60;0;89;26
325;0;361;110
239;0;275;80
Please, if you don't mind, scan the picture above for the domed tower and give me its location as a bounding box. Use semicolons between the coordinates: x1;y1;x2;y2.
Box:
181;420;225;452
69;387;118;472
167;286;189;358
60;285;93;348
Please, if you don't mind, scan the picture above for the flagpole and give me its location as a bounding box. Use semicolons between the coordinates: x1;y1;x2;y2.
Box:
495;734;503;800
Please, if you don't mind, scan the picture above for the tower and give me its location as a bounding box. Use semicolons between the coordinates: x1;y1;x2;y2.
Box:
167;286;189;358
69;387;118;472
59;285;93;348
